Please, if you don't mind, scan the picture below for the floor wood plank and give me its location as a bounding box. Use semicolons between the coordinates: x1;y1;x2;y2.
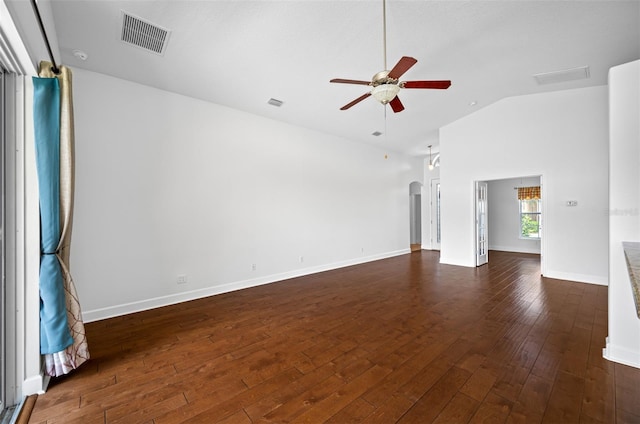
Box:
27;251;640;423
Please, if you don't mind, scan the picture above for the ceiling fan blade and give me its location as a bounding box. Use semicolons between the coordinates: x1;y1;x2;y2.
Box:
340;92;372;110
330;78;371;86
403;80;452;89
389;96;405;113
387;56;417;80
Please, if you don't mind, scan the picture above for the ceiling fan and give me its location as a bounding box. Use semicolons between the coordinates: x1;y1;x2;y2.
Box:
330;0;451;113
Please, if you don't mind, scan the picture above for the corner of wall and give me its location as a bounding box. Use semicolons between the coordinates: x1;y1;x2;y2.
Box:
604;337;640;369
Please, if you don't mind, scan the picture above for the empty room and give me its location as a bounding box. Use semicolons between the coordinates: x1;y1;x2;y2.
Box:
1;0;639;423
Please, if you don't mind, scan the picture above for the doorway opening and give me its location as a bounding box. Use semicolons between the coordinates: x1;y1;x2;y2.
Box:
409;181;422;252
476;176;543;269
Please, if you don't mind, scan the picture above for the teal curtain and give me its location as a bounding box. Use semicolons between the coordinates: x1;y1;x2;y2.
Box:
33;76;73;354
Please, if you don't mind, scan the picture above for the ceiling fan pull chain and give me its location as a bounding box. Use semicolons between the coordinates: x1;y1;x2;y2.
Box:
384;104;388;138
383;0;387;70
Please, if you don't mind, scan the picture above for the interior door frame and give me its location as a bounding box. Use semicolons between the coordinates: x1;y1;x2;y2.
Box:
475;175;546;274
409;181;422;251
430;179;441;250
539;175;546;276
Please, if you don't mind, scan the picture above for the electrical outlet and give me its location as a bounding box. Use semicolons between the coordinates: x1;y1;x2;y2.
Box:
252;263;257;271
299;256;304;263
566;200;578;206
177;274;187;284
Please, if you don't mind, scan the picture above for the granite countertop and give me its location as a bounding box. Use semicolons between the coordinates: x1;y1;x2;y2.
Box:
622;242;640;319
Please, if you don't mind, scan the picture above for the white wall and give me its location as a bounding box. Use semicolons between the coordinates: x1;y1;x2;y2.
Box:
70;69;423;321
488;176;541;254
606;60;640;368
440;86;609;285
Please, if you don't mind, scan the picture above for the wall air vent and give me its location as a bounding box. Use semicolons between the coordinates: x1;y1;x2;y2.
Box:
120;11;171;55
533;66;590;85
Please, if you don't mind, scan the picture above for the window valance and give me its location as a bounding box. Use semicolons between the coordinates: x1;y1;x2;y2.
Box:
517;186;541;200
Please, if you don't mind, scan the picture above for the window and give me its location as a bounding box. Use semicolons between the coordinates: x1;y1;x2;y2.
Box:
518;186;541;239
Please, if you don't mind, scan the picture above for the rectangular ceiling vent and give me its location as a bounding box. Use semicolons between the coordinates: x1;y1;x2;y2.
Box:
120;11;171;55
267;98;284;107
533;66;590;85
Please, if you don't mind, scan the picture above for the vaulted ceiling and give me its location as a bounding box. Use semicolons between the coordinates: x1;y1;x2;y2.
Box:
10;0;640;156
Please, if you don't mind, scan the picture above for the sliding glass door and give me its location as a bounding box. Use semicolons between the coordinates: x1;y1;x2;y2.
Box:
1;68;22;414
1;69;6;415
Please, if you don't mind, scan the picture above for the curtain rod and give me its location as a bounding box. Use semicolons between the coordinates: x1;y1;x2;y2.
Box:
30;0;60;74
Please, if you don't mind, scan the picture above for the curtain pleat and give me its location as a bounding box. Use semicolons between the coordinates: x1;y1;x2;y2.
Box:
36;62;89;377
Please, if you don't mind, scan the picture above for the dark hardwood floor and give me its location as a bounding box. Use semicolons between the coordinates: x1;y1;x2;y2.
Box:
28;250;640;423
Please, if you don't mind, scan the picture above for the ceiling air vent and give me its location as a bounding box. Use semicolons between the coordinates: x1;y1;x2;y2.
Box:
120;11;171;55
533;66;590;85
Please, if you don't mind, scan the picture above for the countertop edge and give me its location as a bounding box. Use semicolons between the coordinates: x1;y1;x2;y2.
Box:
622;241;640;319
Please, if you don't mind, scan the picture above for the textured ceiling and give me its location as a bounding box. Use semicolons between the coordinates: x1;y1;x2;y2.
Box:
17;1;640;156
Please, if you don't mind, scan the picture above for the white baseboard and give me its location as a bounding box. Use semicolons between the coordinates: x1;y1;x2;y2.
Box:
603;337;640;369
21;373;46;396
489;245;541;255
543;270;608;286
83;249;410;323
437;257;609;286
438;256;475;267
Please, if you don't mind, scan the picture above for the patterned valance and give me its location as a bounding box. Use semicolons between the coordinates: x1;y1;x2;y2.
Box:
517;186;541;200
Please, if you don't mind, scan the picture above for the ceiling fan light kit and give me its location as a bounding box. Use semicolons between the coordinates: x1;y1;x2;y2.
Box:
371;84;400;104
330;0;451;113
